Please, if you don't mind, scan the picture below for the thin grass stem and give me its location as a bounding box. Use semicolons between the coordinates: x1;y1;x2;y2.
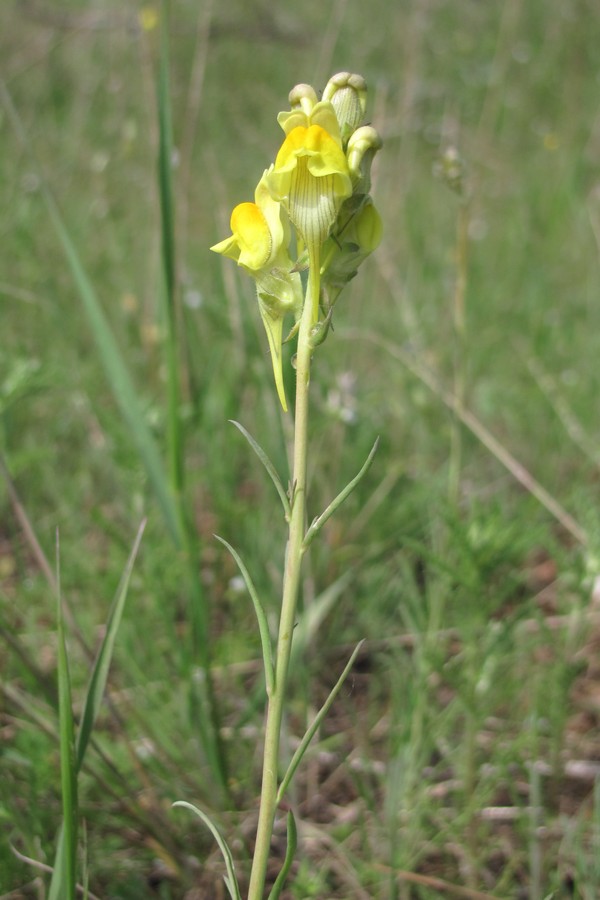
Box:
156;2;228;795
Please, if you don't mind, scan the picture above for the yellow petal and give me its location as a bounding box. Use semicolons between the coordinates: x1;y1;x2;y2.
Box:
269;126;352;251
277;100;342;145
274;125;349;183
230;202;272;270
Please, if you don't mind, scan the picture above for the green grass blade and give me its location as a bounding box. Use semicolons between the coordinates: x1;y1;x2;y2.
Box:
267;810;297;900
277;641;364;804
289;569;355;671
45;200;180;546
0;80;181;547
302;438;379;550
47;826;67;900
157;0;177;306
154;4;228;795
49;540;78;900
214;535;275;696
230;420;292;520
75;520;146;771
50;205;181;546
172;801;241;900
157;0;185;506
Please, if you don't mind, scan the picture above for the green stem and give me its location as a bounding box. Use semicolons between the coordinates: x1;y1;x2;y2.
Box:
448;197;469;504
247;264;318;900
157;0;184;520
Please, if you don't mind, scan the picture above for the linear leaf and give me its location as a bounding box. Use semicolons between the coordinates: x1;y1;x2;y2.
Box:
76;520;146;770
230;420;291;520
277;641;364;804
172;801;241;900
302;438;379;550
267;810;297;900
214;535;274;696
49;540;78;900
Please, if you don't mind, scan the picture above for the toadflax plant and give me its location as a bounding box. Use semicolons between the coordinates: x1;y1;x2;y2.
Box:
175;73;383;899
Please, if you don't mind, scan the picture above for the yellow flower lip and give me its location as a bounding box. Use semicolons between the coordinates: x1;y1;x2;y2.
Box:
277;102;342;145
230;203;272;269
211;168;290;272
211;201;272;271
274;125;350;182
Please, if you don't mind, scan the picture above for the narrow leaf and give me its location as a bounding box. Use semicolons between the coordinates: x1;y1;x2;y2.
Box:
50;539;78;900
277;641;364;804
45;202;180;546
172;801;241;900
267;810;298;900
302;438;379;550
76;520;146;770
230;420;291;520
157;0;177;305
156;0;186;504
47;827;67;900
214;535;275;696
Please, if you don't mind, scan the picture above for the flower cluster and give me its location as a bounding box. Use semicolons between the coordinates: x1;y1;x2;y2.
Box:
211;72;382;411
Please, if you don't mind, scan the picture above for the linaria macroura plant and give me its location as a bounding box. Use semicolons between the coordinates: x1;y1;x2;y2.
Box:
175;72;383;899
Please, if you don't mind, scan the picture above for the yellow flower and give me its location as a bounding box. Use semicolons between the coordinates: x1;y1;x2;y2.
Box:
139;6;159;31
211;169;286;271
277;99;342;145
211;171;301;411
267;125;352;252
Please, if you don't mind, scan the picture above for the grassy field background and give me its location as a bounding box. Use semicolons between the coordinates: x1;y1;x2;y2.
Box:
2;0;600;897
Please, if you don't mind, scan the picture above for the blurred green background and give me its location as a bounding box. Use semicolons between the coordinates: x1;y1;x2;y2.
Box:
2;0;600;897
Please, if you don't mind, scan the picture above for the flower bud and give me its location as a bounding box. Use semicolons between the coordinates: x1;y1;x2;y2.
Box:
433;145;467;197
346;125;383;190
287;83;318;117
352;199;383;254
320;199;382;309
322;72;367;143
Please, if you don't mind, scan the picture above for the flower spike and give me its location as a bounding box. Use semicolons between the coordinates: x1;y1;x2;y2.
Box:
211;72;381;408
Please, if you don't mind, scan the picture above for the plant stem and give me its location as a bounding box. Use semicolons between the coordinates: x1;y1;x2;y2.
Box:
247;267;317;900
448;196;469;504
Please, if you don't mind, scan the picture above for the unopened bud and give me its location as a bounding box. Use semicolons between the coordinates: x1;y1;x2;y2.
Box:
433;146;467;196
288;83;318;117
346;125;383;190
320;199;383;309
353;200;383;254
323;72;367;143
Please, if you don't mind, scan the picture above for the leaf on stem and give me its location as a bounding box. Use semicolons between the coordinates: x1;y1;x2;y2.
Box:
172;801;241;900
267;810;298;900
76;520;146;769
229;420;291;521
277;640;365;804
214;536;275;697
302;438;379;551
